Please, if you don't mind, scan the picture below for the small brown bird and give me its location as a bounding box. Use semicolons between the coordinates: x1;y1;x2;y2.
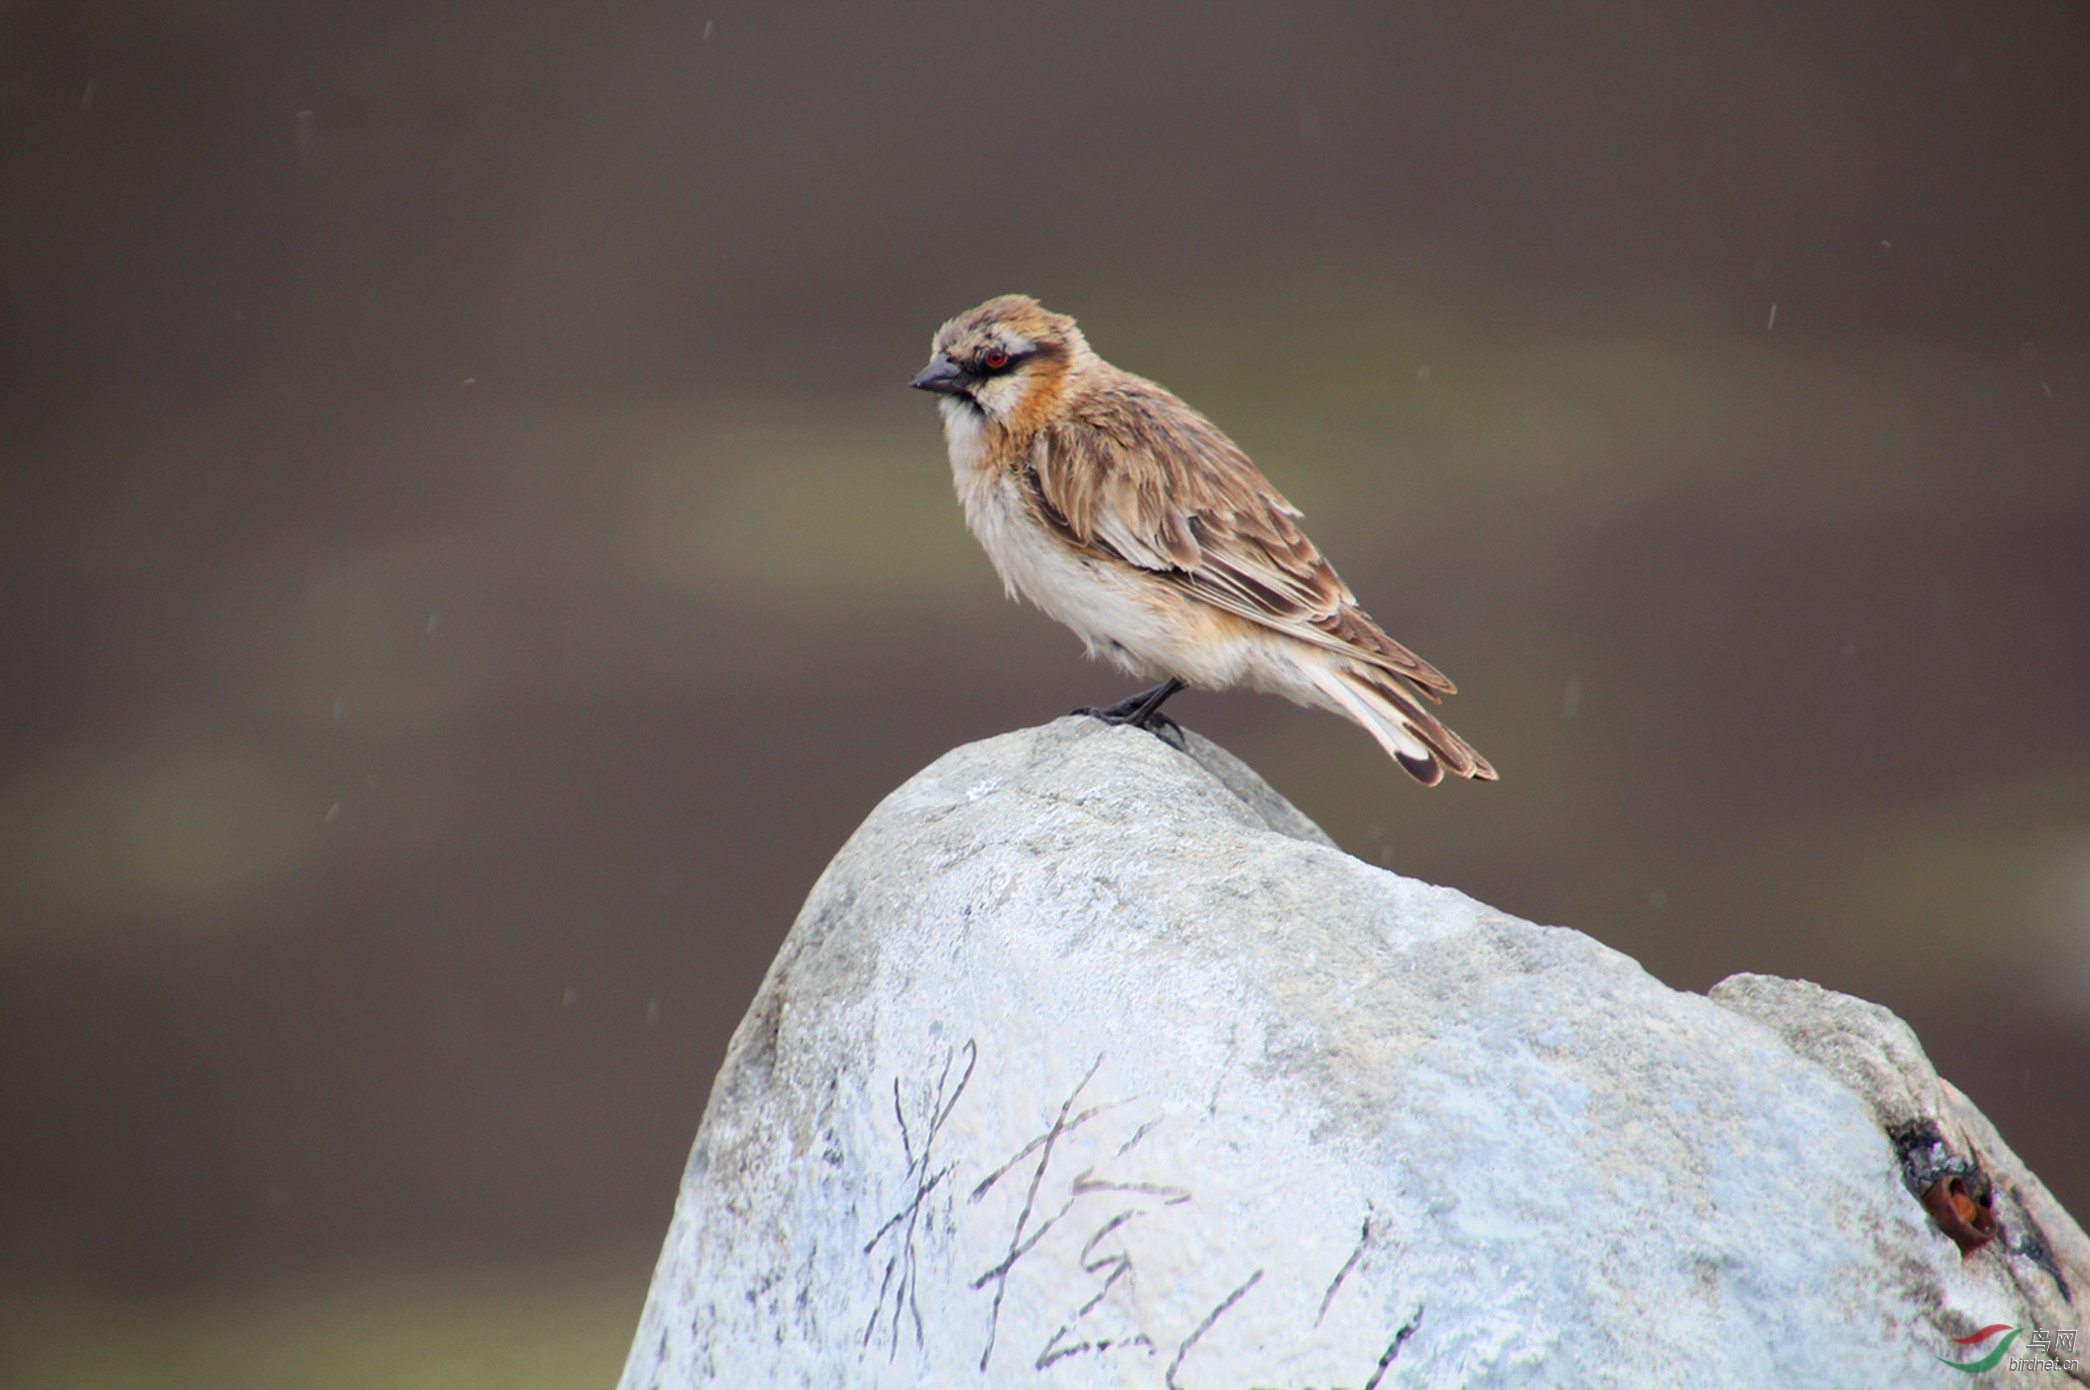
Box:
911;295;1495;786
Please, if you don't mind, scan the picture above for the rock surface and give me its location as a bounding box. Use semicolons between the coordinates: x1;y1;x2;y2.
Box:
620;719;2088;1389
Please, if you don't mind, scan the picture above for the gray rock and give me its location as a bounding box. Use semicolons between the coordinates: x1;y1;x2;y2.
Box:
621;718;2088;1389
1709;971;2090;1367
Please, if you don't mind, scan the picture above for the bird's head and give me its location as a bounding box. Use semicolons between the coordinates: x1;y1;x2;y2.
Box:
910;295;1087;430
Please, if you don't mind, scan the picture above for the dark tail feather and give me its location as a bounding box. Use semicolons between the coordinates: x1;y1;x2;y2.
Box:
1311;662;1497;785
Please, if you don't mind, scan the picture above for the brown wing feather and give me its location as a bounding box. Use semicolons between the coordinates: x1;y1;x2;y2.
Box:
1026;371;1456;696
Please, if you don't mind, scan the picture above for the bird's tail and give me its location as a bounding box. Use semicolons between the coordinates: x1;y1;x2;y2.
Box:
1307;661;1498;786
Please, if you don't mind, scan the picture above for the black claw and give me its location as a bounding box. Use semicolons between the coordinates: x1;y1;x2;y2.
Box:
1144;711;1187;750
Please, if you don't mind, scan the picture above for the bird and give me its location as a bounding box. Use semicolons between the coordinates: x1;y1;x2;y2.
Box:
910;294;1495;786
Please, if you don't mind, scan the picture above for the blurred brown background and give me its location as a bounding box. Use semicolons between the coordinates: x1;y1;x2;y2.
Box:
2;1;2087;1384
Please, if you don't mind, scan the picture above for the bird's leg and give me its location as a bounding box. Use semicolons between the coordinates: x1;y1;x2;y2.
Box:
1073;677;1186;743
1075;677;1183;724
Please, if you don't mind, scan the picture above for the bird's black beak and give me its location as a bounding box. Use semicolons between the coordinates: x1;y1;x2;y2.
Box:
909;352;970;395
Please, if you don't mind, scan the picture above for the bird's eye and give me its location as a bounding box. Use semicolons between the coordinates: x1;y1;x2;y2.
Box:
983;348;1010;371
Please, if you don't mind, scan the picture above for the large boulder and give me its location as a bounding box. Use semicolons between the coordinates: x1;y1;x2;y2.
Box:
620;719;2088;1388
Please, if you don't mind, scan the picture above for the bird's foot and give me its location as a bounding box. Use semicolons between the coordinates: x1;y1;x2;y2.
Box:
1073;679;1187;748
1073;705;1186;744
